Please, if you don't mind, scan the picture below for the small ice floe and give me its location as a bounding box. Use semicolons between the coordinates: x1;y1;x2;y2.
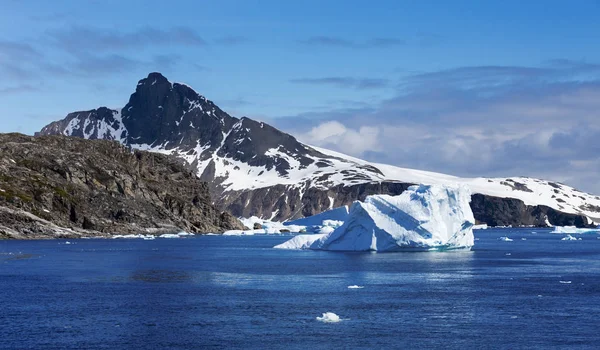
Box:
561;235;578;241
521;238;527;241
65;241;72;245
158;233;180;239
142;236;155;240
176;231;194;236
347;285;364;289
505;253;512;256
113;234;155;239
159;232;194;239
559;281;572;284
498;236;513;242
316;312;341;323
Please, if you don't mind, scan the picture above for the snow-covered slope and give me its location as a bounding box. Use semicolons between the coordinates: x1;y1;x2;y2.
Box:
311;146;600;223
37;72;600;226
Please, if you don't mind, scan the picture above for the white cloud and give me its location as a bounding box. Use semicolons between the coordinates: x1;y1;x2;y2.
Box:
301;121;381;156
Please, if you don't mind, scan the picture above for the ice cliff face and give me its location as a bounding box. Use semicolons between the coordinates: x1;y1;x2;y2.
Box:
37;72;600;227
275;184;475;251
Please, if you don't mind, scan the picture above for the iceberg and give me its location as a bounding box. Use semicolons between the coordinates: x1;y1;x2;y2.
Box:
551;226;600;234
498;236;513;242
275;184;475;252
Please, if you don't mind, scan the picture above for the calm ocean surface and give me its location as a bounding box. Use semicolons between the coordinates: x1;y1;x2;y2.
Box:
1;228;599;349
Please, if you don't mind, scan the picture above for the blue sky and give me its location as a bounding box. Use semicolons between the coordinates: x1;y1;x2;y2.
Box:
2;0;600;193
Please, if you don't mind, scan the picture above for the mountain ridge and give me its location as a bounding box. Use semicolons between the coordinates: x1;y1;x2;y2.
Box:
37;72;600;227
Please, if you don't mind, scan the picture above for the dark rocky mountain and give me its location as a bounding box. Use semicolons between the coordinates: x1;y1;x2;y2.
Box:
37;73;600;227
0;133;243;239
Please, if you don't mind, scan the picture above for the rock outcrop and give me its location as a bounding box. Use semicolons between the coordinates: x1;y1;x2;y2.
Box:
0;134;243;239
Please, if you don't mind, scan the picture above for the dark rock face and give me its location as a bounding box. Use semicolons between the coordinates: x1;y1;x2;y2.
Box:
37;72;598;228
0;134;243;239
470;194;590;227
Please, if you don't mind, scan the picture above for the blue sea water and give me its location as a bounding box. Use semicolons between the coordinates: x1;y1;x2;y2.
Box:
1;228;600;349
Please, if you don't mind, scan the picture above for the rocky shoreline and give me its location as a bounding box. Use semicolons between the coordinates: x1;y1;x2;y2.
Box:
0;134;244;239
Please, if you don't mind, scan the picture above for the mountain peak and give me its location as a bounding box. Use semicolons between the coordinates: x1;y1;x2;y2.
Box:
140;72;170;84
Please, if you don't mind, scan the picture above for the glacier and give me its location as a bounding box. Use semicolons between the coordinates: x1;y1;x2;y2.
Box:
275;184;475;252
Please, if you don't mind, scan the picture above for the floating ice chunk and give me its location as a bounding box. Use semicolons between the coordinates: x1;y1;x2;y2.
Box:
561;235;578;241
505;253;511;256
498;236;513;242
223;230;256;236
176;231;194;236
234;217;305;235
159;233;181;238
521;238;527;240
559;281;572;284
316;312;341;323
142;236;155;240
551;226;600;234
277;184;474;252
65;241;72;245
347;285;364;289
473;224;488;230
113;234;155;239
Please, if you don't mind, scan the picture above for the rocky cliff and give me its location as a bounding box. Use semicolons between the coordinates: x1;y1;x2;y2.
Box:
0;133;243;239
37;72;600;227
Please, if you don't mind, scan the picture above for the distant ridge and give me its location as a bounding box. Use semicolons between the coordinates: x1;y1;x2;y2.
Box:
37;72;600;227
